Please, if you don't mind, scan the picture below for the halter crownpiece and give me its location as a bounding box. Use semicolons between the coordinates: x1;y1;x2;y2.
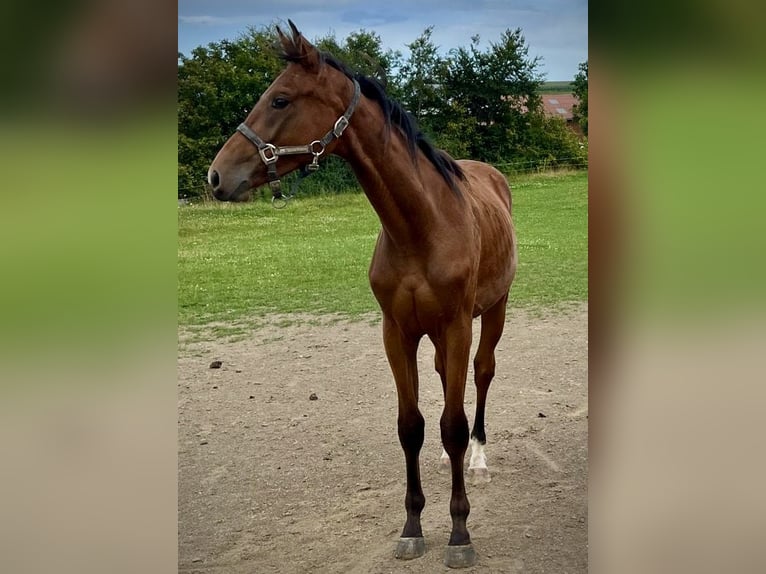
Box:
236;78;361;205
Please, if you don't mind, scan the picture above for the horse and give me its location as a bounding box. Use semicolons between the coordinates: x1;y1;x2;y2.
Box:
207;21;517;568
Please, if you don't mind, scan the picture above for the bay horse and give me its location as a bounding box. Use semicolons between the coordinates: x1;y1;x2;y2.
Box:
208;21;517;568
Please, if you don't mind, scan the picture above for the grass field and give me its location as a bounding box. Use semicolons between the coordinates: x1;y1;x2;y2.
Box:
178;171;587;332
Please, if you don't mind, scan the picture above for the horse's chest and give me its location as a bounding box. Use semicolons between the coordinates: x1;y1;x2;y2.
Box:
368;258;469;333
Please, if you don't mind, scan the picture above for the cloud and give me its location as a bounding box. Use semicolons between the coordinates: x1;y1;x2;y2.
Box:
340;9;407;28
178;15;242;26
177;1;586;79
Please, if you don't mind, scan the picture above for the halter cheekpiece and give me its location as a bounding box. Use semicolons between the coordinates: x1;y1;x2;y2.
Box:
236;78;361;206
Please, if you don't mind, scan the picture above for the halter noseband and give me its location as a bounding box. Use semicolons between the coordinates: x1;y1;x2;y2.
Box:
236;78;361;203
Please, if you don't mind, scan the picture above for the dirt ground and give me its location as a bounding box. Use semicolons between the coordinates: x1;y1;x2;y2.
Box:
178;304;587;573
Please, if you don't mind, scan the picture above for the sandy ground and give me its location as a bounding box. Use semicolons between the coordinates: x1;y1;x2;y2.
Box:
178;304;587;573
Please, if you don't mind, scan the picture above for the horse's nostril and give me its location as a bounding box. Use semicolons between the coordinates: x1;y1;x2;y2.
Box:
209;169;221;189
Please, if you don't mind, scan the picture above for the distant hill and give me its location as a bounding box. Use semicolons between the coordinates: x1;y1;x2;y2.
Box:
538;81;573;94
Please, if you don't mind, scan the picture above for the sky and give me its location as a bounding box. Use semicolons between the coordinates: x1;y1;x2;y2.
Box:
178;0;587;81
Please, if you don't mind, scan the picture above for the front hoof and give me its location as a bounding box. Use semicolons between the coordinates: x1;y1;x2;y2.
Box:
395;537;425;560
444;544;476;568
468;466;491;484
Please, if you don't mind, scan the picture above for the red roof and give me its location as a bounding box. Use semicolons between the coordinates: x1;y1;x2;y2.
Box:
539;93;579;121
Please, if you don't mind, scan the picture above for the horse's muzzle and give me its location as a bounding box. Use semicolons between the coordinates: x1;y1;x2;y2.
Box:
208;169;251;202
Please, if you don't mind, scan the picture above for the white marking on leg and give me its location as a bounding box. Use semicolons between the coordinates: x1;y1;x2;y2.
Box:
468;437;488;471
468;438;491;483
438;448;451;473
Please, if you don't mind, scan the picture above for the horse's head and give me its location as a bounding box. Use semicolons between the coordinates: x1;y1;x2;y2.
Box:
208;21;359;202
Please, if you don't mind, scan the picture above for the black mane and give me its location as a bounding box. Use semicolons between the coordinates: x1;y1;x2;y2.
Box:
280;47;465;196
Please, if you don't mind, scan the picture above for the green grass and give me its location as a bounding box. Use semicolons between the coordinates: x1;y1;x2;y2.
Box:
178;171;587;330
510;171;588;307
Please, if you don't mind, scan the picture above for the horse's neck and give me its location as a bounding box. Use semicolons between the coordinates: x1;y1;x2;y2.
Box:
337;100;454;249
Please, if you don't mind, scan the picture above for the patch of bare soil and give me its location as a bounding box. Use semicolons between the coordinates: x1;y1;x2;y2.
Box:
178;305;587;573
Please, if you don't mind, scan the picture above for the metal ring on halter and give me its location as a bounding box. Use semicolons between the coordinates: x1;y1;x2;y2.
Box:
271;193;291;209
309;140;325;156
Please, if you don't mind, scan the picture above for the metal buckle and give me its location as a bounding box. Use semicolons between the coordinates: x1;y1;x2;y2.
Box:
333;116;349;137
259;144;278;165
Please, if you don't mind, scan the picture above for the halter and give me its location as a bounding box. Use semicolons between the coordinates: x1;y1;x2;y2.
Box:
236;78;361;206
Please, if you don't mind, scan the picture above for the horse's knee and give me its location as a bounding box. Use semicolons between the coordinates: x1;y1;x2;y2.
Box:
440;410;469;453
398;410;425;450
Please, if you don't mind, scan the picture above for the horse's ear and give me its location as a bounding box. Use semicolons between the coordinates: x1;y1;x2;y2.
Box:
276;24;290;47
280;19;319;73
288;19;301;39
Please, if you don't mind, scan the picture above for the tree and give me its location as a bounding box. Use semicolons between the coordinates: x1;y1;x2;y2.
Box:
442;29;544;162
572;60;588;136
398;27;443;120
316;29;402;93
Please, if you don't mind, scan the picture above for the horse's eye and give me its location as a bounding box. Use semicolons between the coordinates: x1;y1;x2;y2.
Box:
271;97;289;109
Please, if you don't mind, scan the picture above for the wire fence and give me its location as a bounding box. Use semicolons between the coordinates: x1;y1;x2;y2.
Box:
491;155;588;173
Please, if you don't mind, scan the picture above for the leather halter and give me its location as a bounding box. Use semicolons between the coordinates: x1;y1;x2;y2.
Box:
236;78;361;201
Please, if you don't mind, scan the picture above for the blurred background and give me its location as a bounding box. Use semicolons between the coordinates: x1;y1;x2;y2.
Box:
0;1;177;573
589;0;766;572
1;0;765;572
